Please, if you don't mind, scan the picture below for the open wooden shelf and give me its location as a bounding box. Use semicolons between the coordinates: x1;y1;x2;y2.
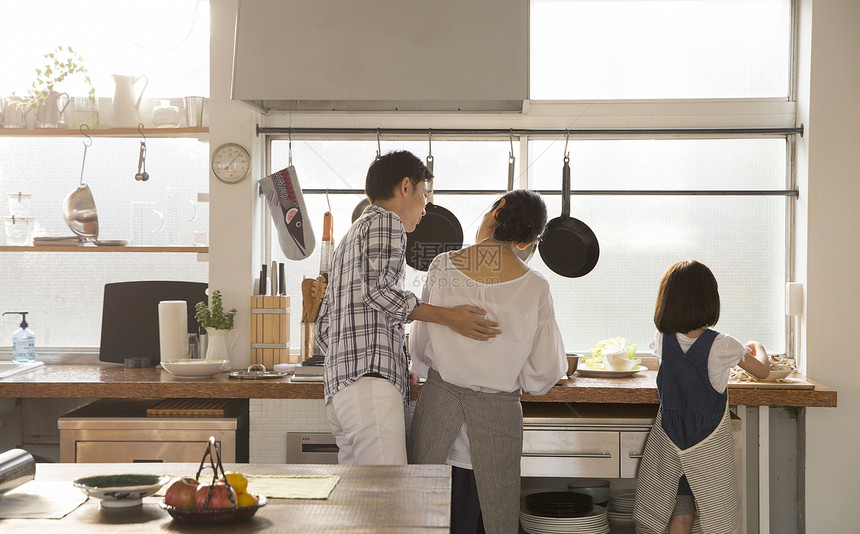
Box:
0;245;208;253
0;127;208;138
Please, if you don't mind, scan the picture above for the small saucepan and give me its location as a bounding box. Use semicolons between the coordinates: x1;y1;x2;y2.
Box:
538;155;599;278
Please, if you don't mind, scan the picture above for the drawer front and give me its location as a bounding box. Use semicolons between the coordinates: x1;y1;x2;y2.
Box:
521;430;618;478
620;431;649;478
75;439;233;463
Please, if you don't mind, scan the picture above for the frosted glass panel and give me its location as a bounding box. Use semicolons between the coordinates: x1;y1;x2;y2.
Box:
531;0;791;99
528;139;787;190
0;0;209;98
531;195;786;354
269;139;787;358
0;137;210;348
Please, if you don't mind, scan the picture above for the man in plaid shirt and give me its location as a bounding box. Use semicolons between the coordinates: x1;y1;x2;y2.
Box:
316;150;500;465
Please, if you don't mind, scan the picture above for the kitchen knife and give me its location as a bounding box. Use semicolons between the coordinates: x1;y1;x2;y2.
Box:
260;264;267;295
271;260;278;296
279;263;285;295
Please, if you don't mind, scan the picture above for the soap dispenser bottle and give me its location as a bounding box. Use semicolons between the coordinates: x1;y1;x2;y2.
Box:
3;312;36;363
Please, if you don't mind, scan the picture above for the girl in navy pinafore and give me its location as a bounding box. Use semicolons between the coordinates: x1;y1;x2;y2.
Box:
633;260;771;534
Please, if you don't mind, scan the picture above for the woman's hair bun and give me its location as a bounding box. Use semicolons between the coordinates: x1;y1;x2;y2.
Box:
492;190;548;244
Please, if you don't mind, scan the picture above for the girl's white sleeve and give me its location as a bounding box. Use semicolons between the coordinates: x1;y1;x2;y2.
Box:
518;285;567;395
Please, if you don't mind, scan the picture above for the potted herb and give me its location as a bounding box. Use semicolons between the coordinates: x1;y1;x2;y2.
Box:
22;46;97;128
195;290;238;360
26;45;96;107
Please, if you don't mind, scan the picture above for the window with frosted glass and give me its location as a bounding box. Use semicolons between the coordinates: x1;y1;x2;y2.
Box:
267;139;516;342
0;0;210;349
268;138;787;355
530;0;792;99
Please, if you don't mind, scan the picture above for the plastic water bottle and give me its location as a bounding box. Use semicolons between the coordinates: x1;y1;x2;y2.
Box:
3;312;36;363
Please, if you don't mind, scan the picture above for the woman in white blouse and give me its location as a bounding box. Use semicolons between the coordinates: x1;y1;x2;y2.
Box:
408;190;567;534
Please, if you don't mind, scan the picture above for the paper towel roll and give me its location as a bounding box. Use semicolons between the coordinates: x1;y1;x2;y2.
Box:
158;300;188;360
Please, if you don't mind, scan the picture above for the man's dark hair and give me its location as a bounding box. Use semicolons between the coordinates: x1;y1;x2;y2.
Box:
654;259;721;334
365;150;433;202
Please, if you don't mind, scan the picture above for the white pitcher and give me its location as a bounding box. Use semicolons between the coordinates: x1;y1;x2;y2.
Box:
205;328;239;360
111;74;148;128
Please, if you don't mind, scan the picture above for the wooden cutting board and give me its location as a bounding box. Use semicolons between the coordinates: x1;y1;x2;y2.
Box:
728;376;814;390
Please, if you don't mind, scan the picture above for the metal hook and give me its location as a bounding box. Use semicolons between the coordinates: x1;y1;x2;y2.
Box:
80;124;93;148
135;123;150;181
509;128;515;161
428;128;432;158
563;129;570;159
288;128;293;167
376;128;381;160
325;190;332;212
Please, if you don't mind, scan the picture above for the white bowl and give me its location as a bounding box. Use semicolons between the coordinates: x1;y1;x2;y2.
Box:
161;359;230;377
73;474;171;507
762;368;794;381
604;351;637;371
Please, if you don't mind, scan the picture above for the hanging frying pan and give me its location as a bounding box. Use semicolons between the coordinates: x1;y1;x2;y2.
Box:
505;150;537;263
405;152;464;271
538;154;599;278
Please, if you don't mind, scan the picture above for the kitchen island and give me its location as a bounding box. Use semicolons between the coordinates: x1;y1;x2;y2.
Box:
0;462;450;532
0;364;837;407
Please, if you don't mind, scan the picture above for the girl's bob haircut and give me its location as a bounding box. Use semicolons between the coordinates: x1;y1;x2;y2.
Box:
654;259;720;334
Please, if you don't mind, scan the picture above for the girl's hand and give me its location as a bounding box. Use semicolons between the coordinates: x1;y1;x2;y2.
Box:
741;341;771;379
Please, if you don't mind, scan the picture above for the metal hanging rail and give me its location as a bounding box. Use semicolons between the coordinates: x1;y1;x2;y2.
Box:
302;188;798;197
258;125;804;137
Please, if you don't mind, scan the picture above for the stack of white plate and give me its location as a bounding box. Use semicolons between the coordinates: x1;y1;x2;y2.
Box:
519;504;609;534
607;490;636;533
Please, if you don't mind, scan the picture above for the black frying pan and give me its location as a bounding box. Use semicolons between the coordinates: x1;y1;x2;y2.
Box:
538;155;599;278
405;155;464;271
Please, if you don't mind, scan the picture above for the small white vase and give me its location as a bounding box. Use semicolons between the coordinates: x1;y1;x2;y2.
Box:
205;328;238;360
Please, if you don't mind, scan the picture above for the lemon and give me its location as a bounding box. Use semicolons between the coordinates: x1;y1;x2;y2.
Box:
222;472;248;494
236;492;259;507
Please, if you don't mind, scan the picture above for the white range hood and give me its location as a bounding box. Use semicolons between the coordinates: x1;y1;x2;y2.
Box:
232;0;528;113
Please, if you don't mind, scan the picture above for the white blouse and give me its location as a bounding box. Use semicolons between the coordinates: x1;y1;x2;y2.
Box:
410;253;567;395
410;253;567;470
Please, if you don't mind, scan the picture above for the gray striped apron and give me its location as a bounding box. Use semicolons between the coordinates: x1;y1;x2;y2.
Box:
633;402;739;534
409;367;523;534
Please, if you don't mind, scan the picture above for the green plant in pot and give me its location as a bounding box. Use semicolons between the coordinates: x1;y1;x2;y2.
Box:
195;290;238;360
22;45;97;128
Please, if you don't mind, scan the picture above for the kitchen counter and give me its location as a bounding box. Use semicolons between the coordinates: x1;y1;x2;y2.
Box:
0;364;837;407
0;462;450;532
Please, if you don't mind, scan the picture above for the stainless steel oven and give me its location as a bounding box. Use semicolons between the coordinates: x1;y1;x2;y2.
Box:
59;399;248;463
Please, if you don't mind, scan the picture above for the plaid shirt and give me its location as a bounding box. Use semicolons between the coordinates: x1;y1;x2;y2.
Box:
315;205;420;402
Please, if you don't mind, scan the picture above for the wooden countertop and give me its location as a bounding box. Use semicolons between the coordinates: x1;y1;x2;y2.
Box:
0;364;837;407
2;462;450;533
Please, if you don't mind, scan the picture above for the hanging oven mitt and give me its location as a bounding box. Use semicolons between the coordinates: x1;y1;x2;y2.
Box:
259;166;316;260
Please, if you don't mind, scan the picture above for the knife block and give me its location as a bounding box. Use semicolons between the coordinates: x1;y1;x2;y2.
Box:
250;296;292;367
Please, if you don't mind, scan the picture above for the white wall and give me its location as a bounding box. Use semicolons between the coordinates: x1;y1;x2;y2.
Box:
209;0;261;370
799;1;860;531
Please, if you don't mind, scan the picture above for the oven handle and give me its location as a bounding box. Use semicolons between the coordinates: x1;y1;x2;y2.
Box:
521;452;613;459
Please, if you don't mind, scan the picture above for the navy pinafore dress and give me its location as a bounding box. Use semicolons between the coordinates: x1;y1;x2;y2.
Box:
657;329;726;495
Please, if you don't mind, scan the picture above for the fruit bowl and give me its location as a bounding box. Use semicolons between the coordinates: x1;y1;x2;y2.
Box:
159;494;268;523
73;474;171;508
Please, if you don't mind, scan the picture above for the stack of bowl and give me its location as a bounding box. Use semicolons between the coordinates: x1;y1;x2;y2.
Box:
567;478;610;507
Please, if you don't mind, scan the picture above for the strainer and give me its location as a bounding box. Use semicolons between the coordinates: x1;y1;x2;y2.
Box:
63;127;99;241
